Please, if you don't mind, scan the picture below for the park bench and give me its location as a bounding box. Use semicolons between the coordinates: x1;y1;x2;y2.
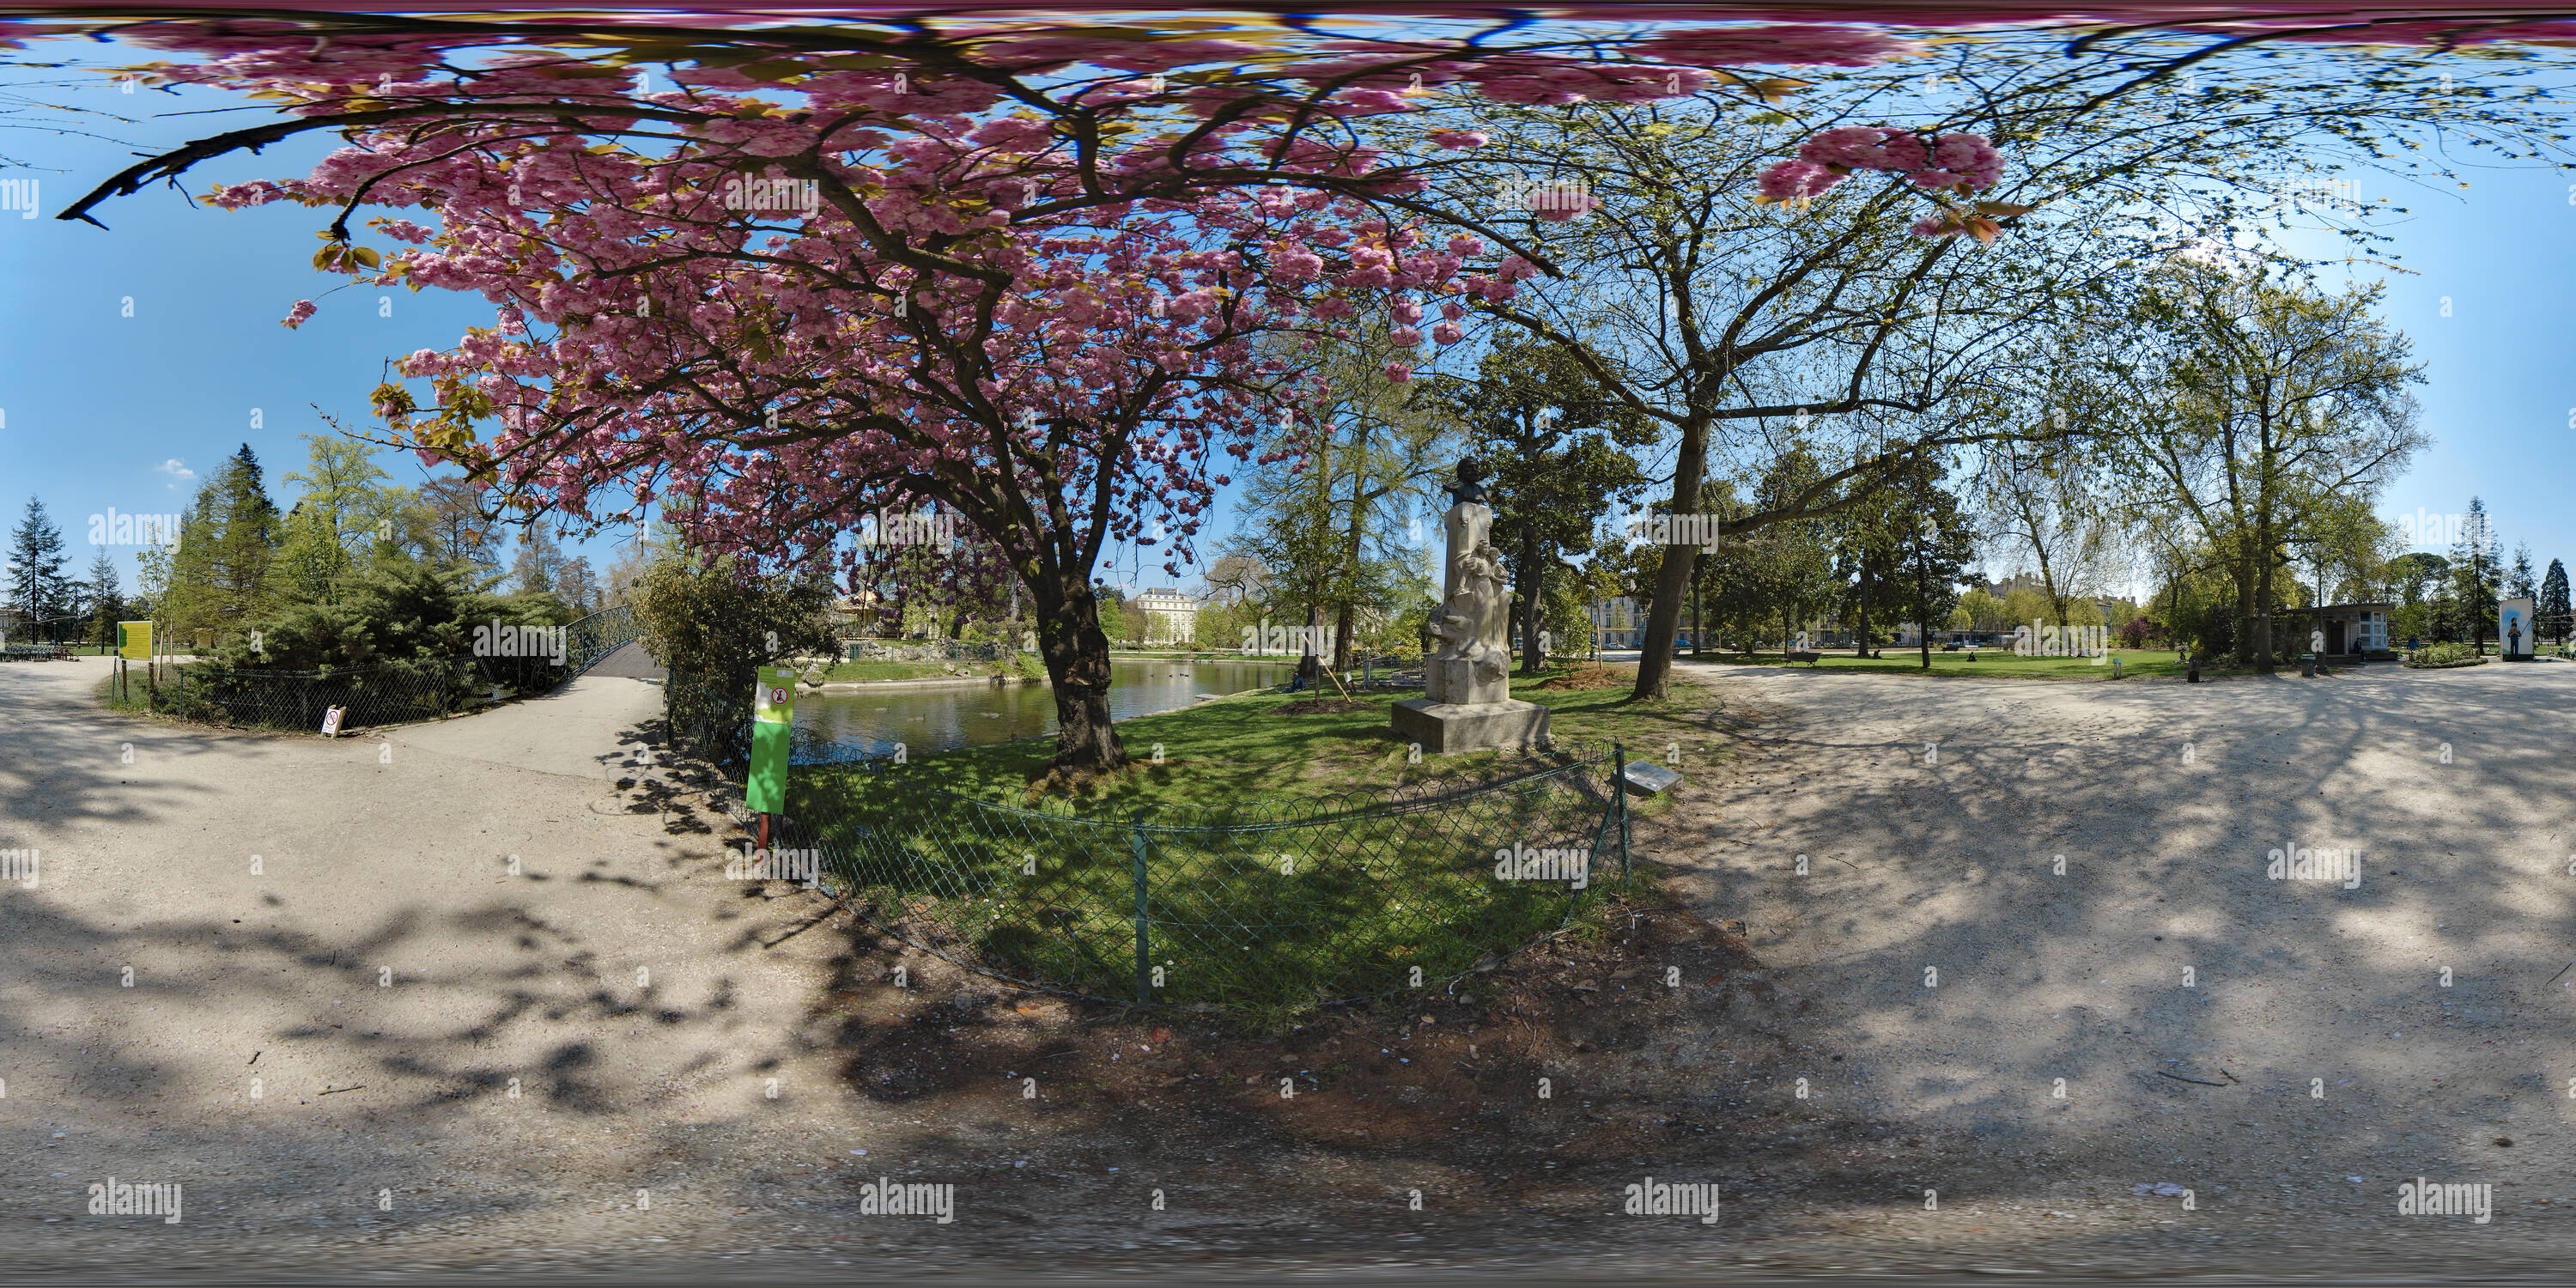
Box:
1784;650;1824;665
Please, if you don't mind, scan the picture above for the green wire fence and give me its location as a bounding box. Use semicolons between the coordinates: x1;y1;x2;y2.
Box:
751;741;1632;1013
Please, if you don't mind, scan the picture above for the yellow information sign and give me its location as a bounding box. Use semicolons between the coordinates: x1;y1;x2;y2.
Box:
118;621;153;661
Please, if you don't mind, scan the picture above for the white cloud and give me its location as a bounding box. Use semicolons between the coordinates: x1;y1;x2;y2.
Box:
156;458;195;491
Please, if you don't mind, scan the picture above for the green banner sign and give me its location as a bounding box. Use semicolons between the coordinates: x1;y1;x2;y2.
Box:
745;664;797;814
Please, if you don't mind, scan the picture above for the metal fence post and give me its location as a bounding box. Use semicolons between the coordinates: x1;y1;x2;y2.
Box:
1130;818;1152;1005
1612;742;1631;883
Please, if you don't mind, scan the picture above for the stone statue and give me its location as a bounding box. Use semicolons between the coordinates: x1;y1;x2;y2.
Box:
1445;455;1491;507
1424;501;1511;706
1393;460;1550;754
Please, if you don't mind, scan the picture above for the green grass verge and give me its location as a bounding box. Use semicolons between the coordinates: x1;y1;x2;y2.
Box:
818;658;1030;683
832;664;1702;815
782;664;1701;1015
92;666;183;717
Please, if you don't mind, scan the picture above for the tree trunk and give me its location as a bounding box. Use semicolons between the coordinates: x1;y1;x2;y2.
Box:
2253;544;2278;671
2233;556;2257;667
1630;418;1709;702
1519;525;1545;675
1635;547;1696;695
1031;573;1125;769
1853;566;1871;657
1338;484;1367;673
1301;600;1327;687
1915;556;1933;671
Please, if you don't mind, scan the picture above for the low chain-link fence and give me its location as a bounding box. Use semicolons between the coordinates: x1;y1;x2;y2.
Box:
751;744;1631;1014
116;605;642;734
131;656;487;731
665;663;755;777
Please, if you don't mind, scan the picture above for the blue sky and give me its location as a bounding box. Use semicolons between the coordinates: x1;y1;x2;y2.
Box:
2;34;2570;606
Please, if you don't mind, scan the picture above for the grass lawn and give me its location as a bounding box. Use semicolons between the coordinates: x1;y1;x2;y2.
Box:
819;657;1041;683
821;663;1710;817
1686;647;2192;679
785;662;1685;1014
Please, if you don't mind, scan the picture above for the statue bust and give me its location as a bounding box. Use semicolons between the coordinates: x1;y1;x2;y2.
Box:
1444;457;1490;507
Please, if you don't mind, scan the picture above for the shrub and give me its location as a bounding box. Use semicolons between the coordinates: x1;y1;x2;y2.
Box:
2407;640;2482;667
213;556;563;671
636;551;838;771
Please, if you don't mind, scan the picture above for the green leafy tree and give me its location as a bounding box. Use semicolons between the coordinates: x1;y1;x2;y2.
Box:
1437;339;1652;674
2104;264;2423;668
2539;559;2571;647
6;497;73;641
2387;552;2449;608
510;524;570;599
273;429;398;605
1742;450;1838;653
419;475;504;574
2446;498;2503;652
164;444;282;647
1958;588;2006;635
1886;460;1978;669
1223;331;1445;679
214;555;552;671
635;549;838;769
82;548;124;650
2506;542;2537;602
1825;459;1944;656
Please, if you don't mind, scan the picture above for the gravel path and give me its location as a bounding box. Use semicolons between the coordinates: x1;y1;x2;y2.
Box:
6;652;2573;1281
1649;658;2576;1251
0;656;878;1269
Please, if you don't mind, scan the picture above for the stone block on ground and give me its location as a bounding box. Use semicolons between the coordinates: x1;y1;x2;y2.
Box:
1389;697;1550;755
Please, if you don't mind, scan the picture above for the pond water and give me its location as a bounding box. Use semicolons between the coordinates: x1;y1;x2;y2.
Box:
790;657;1297;763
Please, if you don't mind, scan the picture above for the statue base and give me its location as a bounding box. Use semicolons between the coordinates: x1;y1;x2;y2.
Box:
1390;697;1552;756
1424;655;1509;708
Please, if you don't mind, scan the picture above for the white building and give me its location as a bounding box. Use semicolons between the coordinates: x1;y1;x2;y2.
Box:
1133;587;1200;644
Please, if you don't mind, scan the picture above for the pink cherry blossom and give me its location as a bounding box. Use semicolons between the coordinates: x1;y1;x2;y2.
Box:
1758;160;1842;200
1635;25;1927;68
1930;133;2005;188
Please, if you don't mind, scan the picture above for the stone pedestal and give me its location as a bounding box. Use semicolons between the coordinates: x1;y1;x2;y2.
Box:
1391;697;1551;755
1425;656;1508;708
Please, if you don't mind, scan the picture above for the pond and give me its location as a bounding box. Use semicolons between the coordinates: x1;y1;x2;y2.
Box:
790;657;1297;763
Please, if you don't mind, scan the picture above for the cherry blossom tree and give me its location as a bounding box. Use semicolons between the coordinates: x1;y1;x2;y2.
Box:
50;15;1867;767
50;6;2575;749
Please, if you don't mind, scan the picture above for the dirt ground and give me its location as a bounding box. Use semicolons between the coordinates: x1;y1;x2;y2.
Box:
3;653;2573;1281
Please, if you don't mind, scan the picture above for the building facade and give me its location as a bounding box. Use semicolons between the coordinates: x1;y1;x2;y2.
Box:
1133;587;1200;644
